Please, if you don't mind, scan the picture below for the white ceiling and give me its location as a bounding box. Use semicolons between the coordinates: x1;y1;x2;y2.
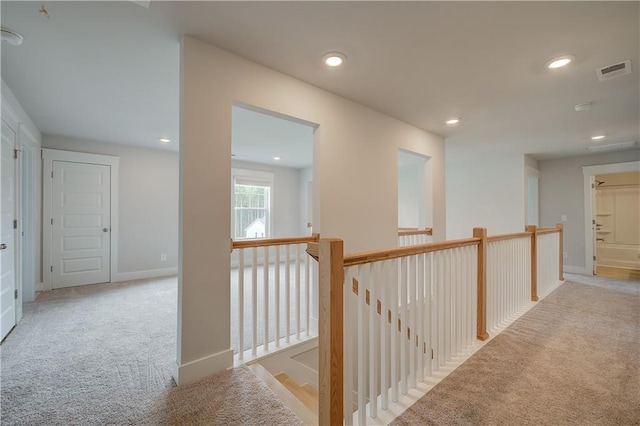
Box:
2;1;638;162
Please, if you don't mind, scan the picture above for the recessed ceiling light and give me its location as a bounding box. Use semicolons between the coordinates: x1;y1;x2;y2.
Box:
273;156;281;160
446;118;460;125
322;52;346;68
545;55;575;69
159;138;171;143
591;135;606;140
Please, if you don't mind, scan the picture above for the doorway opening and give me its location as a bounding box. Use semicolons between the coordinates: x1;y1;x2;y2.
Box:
593;171;640;279
397;149;432;228
583;161;640;278
230;103;317;363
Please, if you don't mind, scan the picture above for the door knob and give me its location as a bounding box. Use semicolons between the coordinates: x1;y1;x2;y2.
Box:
0;243;6;250
103;228;109;232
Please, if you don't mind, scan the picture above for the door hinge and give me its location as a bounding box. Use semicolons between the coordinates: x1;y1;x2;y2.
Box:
14;289;18;299
591;183;595;189
51;218;54;225
50;265;53;272
13;149;18;160
593;255;597;261
51;171;54;178
13;219;17;229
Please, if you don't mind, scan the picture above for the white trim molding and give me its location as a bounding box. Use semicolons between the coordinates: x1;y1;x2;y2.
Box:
582;161;640;275
113;267;178;283
42;149;120;291
174;348;234;385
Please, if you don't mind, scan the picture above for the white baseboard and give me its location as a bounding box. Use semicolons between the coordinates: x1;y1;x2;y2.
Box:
36;281;44;292
174;348;234;385
563;265;591;275
112;267;178;283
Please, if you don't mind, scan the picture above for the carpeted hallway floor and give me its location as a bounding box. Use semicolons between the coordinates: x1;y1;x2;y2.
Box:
0;277;302;426
392;273;640;425
2;273;638;425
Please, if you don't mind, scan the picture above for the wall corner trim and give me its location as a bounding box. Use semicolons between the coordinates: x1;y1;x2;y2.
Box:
174;349;233;385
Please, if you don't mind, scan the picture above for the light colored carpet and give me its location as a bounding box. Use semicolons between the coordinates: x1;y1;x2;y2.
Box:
0;277;302;425
392;274;640;425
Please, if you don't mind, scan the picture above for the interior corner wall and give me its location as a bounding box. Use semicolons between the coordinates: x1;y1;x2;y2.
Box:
2;79;42;302
41;136;179;281
538;149;640;272
446;143;526;239
179;36;445;383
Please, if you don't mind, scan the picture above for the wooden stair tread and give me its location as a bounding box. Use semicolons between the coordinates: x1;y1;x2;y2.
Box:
247;364;317;425
274;372;318;415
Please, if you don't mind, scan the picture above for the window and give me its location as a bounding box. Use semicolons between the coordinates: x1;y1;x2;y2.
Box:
232;169;273;239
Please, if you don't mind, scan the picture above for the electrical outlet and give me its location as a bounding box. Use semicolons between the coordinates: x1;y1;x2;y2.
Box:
561;214;567;222
563;252;568;259
160;253;167;262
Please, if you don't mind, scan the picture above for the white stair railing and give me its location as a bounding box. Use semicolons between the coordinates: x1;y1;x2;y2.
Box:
398;228;433;247
536;229;562;299
486;233;531;331
340;238;480;425
231;234;319;364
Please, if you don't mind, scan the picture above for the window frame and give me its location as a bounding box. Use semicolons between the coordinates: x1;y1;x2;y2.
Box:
231;168;274;240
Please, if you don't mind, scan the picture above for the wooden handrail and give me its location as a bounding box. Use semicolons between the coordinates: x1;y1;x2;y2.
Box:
487;231;532;242
231;233;319;250
343;237;480;267
536;228;560;235
398;227;433;236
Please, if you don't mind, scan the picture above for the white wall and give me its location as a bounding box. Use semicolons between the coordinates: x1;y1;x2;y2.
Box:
42;136;179;281
446;144;526;239
178;36;445;384
539;149;640;271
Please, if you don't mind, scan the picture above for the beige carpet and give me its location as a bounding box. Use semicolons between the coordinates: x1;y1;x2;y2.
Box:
392;274;640;425
0;277;302;425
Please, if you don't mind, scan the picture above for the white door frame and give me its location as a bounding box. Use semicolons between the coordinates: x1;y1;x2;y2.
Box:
42;149;119;291
583;161;640;275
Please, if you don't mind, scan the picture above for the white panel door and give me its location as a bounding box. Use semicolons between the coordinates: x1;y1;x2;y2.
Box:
52;161;111;288
1;120;16;340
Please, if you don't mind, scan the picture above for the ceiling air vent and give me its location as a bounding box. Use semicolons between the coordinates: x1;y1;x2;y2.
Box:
596;60;631;82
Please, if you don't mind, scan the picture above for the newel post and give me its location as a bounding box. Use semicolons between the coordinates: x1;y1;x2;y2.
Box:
318;239;344;426
473;228;489;341
526;225;539;301
556;223;565;281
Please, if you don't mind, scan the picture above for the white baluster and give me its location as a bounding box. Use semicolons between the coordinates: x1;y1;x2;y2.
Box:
357;265;366;426
369;263;378;419
409;254;417;389
275;245;280;348
344;268;355;426
296;244;301;340
390;258;399;402
238;248;245;360
400;257;408;395
264;246;269;352
417;253;425;383
252;247;258;357
285;245;291;344
425;252;433;377
380;261;388;410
